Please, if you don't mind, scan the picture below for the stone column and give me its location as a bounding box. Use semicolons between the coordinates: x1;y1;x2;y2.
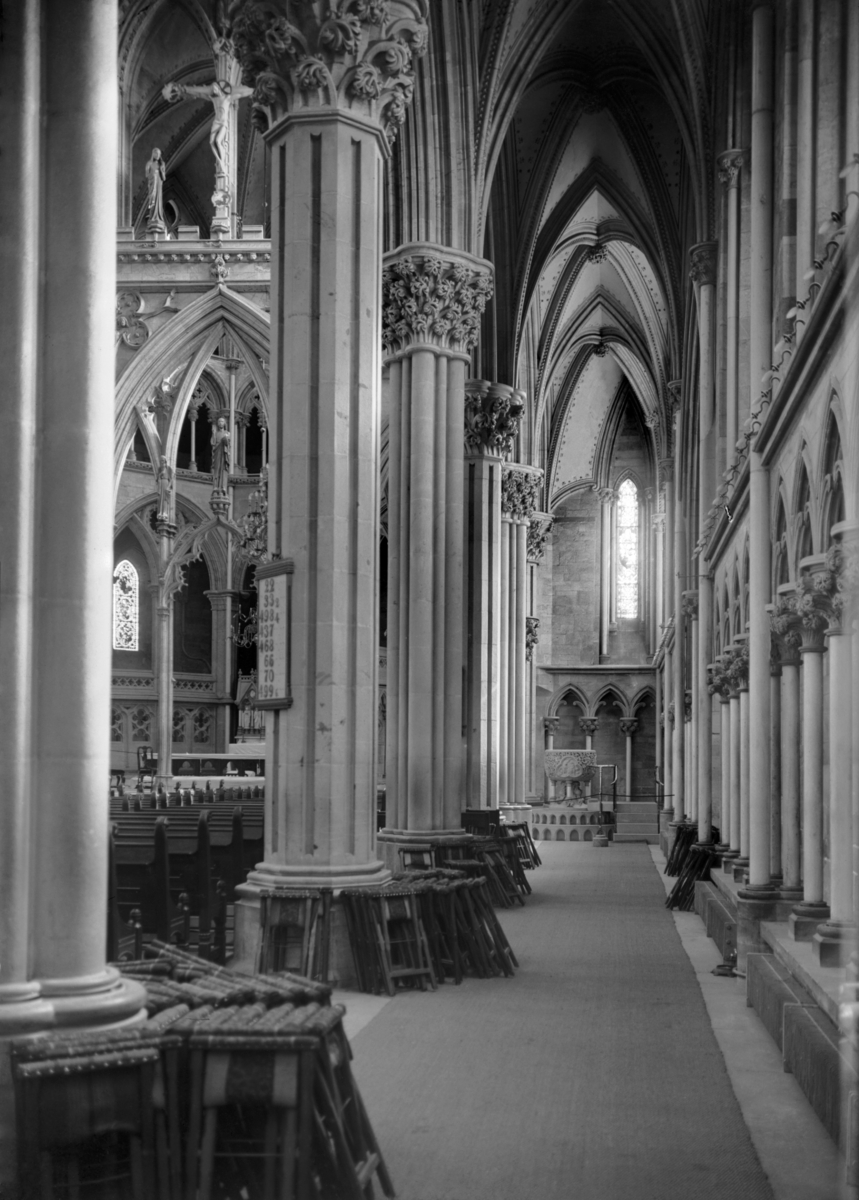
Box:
807;552;856;965
598;488;614;659
670;390;686;824
527;513;552;796
771;598;803;900
690;241;717;843
229;3;430;927
155;521;178;788
788;579;831;938
728;640;750;875
462;381;523;809
543;716;559;802
717;153;744;464
769;641;782;884
206;590;234;744
619;719;639;799
501;466;542;807
741;2;776;903
708;661;731;851
682;591;699;826
188;404;199;471
722;649;742;865
662;644;674;822
0;8;148;1179
580;718;599;798
383;248;492;836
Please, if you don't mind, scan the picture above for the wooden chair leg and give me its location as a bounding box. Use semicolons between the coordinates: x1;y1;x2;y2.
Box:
263;1108;279;1200
279;1108;298;1200
197;1107;219;1200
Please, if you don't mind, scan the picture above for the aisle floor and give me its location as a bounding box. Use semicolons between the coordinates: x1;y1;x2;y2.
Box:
339;842;850;1200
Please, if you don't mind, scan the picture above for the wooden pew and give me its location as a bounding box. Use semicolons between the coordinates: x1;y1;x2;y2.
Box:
112;815;191;949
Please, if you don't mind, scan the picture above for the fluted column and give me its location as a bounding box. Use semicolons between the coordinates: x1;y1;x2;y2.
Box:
669;387;686;824
771;596;803;899
682;591;699;825
382;248;493;838
722;649;742;864
741;1;776;900
788;573;831;937
228;2;430;915
769;642;782;883
717;153;744;465
808;550;856;965
501;466;542;807
708;660;731;851
462;381;523;809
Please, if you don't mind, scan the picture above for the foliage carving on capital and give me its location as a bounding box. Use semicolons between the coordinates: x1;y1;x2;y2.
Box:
382;253;493;354
681;589;699;619
689;241;717;287
619;718;639;737
717;150;744;189
579;718;599;737
769;597;802;665
726;642;749;691
543;716;560;734
527;513;554;563
796;561;842;639
667;380;682;410
463;382;524;457
707;661;731;698
228;0;428;142
501;467;541;519
525;616;540;662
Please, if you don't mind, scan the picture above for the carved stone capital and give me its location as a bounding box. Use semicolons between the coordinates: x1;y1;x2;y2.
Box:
596;486;616;505
717;149;745;189
525;616;540;662
689;241;718;287
527;512;554;563
230;0;428;143
707;660;731;698
769;595;803;665
797;555;842;641
501;465;542;520
463;380;524;457
681;589;699;620
382;246;494;355
579;718;599;737
667;380;682;410
619;718;639;737
726;641;749;691
658;457;674;484
543;716;560;735
684;689;693;721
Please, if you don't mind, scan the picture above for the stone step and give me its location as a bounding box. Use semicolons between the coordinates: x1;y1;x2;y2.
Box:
613;822;658;836
613;832;660;844
615;802;658;815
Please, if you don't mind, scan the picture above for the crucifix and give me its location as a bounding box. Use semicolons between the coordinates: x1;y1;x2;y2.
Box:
162;39;252;238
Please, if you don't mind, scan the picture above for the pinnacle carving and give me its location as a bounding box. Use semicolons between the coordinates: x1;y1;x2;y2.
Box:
228;0;428;143
689;241;718;287
501;466;541;520
527;513;554;563
463;381;524;457
382;252;494;354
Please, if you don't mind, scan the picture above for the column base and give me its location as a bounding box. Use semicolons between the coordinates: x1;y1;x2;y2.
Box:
737;882;781;902
812;920;857;968
734;889;783;971
778;884;805;902
732;856;749;883
232;860;392;986
789;901;830;942
376;828;467;873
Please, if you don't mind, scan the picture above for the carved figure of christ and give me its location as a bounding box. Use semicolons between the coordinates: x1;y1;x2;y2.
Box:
162;78;253;178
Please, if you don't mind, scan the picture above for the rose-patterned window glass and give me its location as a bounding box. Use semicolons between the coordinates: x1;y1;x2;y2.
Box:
131;706;152;742
113;560;139;650
616;479;639;619
172;708;186;744
111;708;124;742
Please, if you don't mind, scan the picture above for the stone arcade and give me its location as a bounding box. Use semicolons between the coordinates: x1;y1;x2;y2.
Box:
1;0;858;1191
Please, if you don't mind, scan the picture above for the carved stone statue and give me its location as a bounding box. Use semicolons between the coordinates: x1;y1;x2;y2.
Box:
211;417;231;493
162;78;253;177
156;454;174;520
144;148;166;234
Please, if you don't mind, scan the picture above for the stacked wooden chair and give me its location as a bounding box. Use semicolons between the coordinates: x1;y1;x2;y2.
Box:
11;944;393;1200
257;887;333;983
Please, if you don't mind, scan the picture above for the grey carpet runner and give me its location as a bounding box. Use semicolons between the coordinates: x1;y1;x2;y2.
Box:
350;842;775;1200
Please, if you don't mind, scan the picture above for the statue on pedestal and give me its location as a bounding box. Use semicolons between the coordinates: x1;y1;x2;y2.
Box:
156;454;174;520
211;417;231;493
144;148;166;234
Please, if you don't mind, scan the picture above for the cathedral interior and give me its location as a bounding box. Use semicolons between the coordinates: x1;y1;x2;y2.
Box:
1;0;859;1195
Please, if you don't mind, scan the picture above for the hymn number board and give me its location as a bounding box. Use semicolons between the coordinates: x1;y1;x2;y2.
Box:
254;559;294;710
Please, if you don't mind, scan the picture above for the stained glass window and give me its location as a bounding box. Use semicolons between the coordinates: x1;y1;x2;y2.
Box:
113;560;139;650
616;479;639;619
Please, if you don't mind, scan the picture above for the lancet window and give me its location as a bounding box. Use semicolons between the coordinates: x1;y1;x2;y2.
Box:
615;479;640;619
113;560;139;650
